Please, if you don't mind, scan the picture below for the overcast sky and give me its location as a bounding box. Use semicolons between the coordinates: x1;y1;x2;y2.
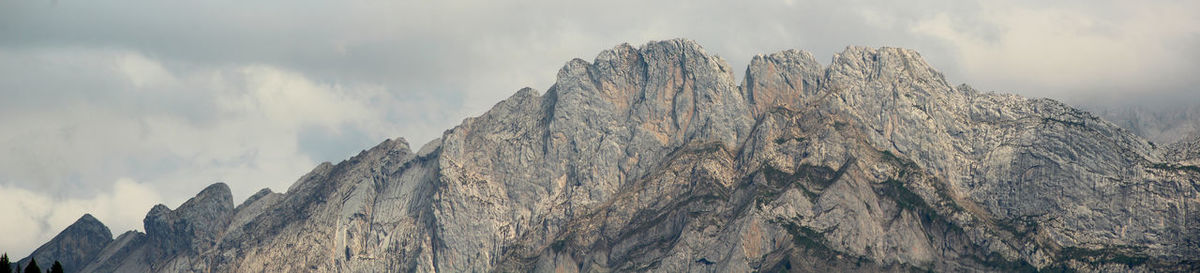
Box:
1;0;1197;258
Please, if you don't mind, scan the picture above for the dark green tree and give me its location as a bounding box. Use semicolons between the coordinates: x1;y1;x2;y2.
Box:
21;258;38;273
48;261;62;273
1;253;11;273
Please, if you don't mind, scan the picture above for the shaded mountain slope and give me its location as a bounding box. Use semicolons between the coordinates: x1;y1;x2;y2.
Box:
15;214;111;273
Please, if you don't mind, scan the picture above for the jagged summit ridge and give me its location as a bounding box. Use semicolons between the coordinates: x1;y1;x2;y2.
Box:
25;39;1199;273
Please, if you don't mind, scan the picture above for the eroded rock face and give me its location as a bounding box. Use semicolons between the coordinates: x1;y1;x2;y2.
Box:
143;183;234;260
743;49;823;116
1165;134;1200;163
17;214;112;273
38;39;1200;272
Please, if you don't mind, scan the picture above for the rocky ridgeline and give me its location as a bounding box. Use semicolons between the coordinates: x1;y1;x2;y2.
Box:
19;39;1200;272
14;214;111;273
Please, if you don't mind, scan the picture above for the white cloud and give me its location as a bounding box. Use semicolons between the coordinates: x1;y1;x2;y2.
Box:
0;178;161;259
224;65;377;130
117;52;176;89
910;1;1200;101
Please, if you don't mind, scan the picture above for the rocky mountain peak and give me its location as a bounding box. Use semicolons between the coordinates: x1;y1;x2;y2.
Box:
742;49;823;114
18;214;112;273
181;183;233;210
142;182;234;260
828;46;945;85
237;188;276;209
70;214;108;234
553;39;750;144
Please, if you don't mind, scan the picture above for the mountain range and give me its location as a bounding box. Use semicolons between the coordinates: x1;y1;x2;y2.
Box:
12;39;1199;272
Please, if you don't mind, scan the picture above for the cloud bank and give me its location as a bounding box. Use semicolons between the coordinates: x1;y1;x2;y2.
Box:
1;0;1197;258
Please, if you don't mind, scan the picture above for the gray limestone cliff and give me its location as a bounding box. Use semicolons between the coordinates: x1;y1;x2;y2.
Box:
34;39;1200;272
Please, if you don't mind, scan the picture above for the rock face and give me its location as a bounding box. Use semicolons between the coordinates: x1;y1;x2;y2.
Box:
144;183;234;258
73;183;236;273
16;214;112;273
1165;133;1200;166
33;39;1200;272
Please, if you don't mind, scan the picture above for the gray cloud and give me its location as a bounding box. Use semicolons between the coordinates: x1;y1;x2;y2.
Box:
1;0;1197;258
